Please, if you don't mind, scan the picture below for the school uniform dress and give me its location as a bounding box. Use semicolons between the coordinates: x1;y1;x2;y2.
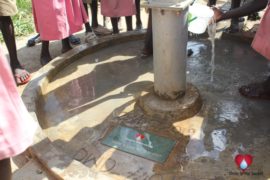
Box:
252;3;270;60
0;46;36;160
0;0;17;16
32;0;88;41
101;0;136;17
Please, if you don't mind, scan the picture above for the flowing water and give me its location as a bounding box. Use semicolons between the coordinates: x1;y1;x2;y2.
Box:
207;18;217;82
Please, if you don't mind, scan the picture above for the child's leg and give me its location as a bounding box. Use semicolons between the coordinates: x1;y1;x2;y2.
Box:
125;16;133;31
91;0;99;28
0;158;12;180
230;0;241;32
62;37;72;53
207;0;217;6
83;3;93;32
40;41;52;66
82;2;96;42
135;0;142;29
0;16;30;84
0;16;21;71
91;1;112;36
111;17;119;34
141;11;153;57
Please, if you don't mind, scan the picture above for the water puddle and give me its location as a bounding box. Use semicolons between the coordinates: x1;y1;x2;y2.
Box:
186;128;227;160
188;19;216;82
187;41;207;56
215;100;248;123
211;129;227;152
43;93;66;125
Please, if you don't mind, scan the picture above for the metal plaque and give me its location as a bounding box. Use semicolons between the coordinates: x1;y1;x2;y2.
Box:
101;126;176;163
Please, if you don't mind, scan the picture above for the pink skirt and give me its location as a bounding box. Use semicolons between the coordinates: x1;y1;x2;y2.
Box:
0;46;37;160
252;5;270;60
101;0;136;17
32;0;88;41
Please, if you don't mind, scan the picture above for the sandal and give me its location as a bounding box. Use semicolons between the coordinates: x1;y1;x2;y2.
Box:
188;49;193;57
27;34;41;47
69;35;81;45
239;83;270;100
85;32;97;43
93;25;112;36
14;69;31;86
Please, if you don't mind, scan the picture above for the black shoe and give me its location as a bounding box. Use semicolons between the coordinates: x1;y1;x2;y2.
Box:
188;49;193;57
27;34;40;47
69;35;81;45
135;24;143;30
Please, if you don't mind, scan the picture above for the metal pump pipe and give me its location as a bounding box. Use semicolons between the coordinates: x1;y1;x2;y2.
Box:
142;0;192;100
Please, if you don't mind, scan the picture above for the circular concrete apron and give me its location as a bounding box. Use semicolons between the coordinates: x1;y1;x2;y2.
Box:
22;32;270;179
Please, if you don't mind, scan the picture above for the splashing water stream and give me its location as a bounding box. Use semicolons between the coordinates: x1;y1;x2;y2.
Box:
207;18;217;82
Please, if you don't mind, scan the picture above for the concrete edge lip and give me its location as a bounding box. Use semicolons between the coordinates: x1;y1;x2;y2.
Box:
21;31;145;179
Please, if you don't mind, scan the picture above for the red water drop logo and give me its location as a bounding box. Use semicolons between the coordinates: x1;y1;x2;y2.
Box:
234;154;253;172
135;133;145;141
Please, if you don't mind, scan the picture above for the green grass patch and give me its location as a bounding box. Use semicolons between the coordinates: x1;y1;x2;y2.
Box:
12;0;35;37
0;0;34;41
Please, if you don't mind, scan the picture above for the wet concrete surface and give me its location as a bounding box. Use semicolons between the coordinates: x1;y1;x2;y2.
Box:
38;39;270;179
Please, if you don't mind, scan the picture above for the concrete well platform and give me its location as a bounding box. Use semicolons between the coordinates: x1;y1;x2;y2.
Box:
22;32;270;179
